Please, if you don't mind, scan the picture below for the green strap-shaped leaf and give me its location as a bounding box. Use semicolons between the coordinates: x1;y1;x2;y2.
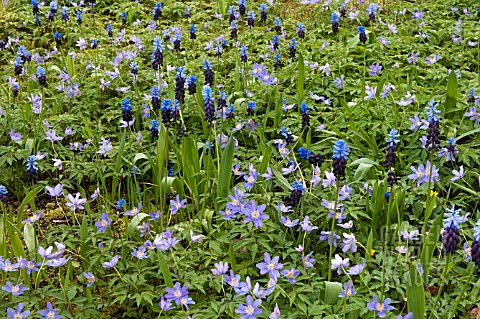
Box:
324;281;342;305
406;264;426;318
297;52;304;107
217;136;234;199
127;213;149;237
420;213;443;283
445;71;457;111
158;251;173;288
23;223;36;254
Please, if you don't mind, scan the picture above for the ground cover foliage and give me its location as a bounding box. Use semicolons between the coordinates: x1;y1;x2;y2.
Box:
0;0;480;318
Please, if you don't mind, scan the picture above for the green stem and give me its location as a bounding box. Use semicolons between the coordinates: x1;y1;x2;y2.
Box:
428;253;451;319
447;267;475;319
327;179;340;281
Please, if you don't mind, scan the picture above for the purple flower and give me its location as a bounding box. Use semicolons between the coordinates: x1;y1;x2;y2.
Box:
364;85;377;100
401;230;420;241
66;193;87;211
412;11;424;19
97;137;112;156
45;130;63;142
132;246;149;260
407;52;418;64
322;171;336;187
225;270;244;289
211;261;229;276
338;185;352;200
95;213;111;233
233;163;245;176
302;252;315;269
235;295;262;319
408;113;428;131
464;107;480;125
154;229;181;250
190;230;203;242
261;167;273;180
269;303;281;319
243;200;268;228
451;165;465;182
281;216;299;227
83;272;95;287
220;207;237;220
281;268;300;284
170;195;186;215
38;302;61;319
103;255;121;268
367;297;394;318
165;282;189;305
438;137;459;162
346;261;366;275
46;184;64;197
9;129;22;141
342;233;357;253
7;303;30;319
331;254;349;275
299;216;318;233
25;259;41;274
334;74;346;88
45;257;70;267
320;231;340;247
23;211;44;223
38;243;65;260
159;295;174;311
124;202;142;217
243;171;259;190
256;252;283;278
397;313;413;319
2;281;28;295
407;163;428;186
425;54;441;64
339;280;356;297
369;63;382;76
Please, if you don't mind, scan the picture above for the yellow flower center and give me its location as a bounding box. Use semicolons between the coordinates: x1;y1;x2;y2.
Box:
247;176;254;183
174;290;182;298
376;303;384;311
245;305;254;315
268;263;275;270
231;278;238;286
101;220;108;227
48;312;56;319
251;210;260;218
12;286;19;293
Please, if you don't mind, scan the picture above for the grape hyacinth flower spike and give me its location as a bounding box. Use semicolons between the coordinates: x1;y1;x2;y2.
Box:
426;99;441;149
383;129;400;167
290;181;304;206
151;36;164;70
300;102;309;129
203;60;214;87
331;12;340;34
471;220;480;267
358;26;367;44
332;140;350;179
442;205;466;253
203;85;215;126
260;3;267;23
